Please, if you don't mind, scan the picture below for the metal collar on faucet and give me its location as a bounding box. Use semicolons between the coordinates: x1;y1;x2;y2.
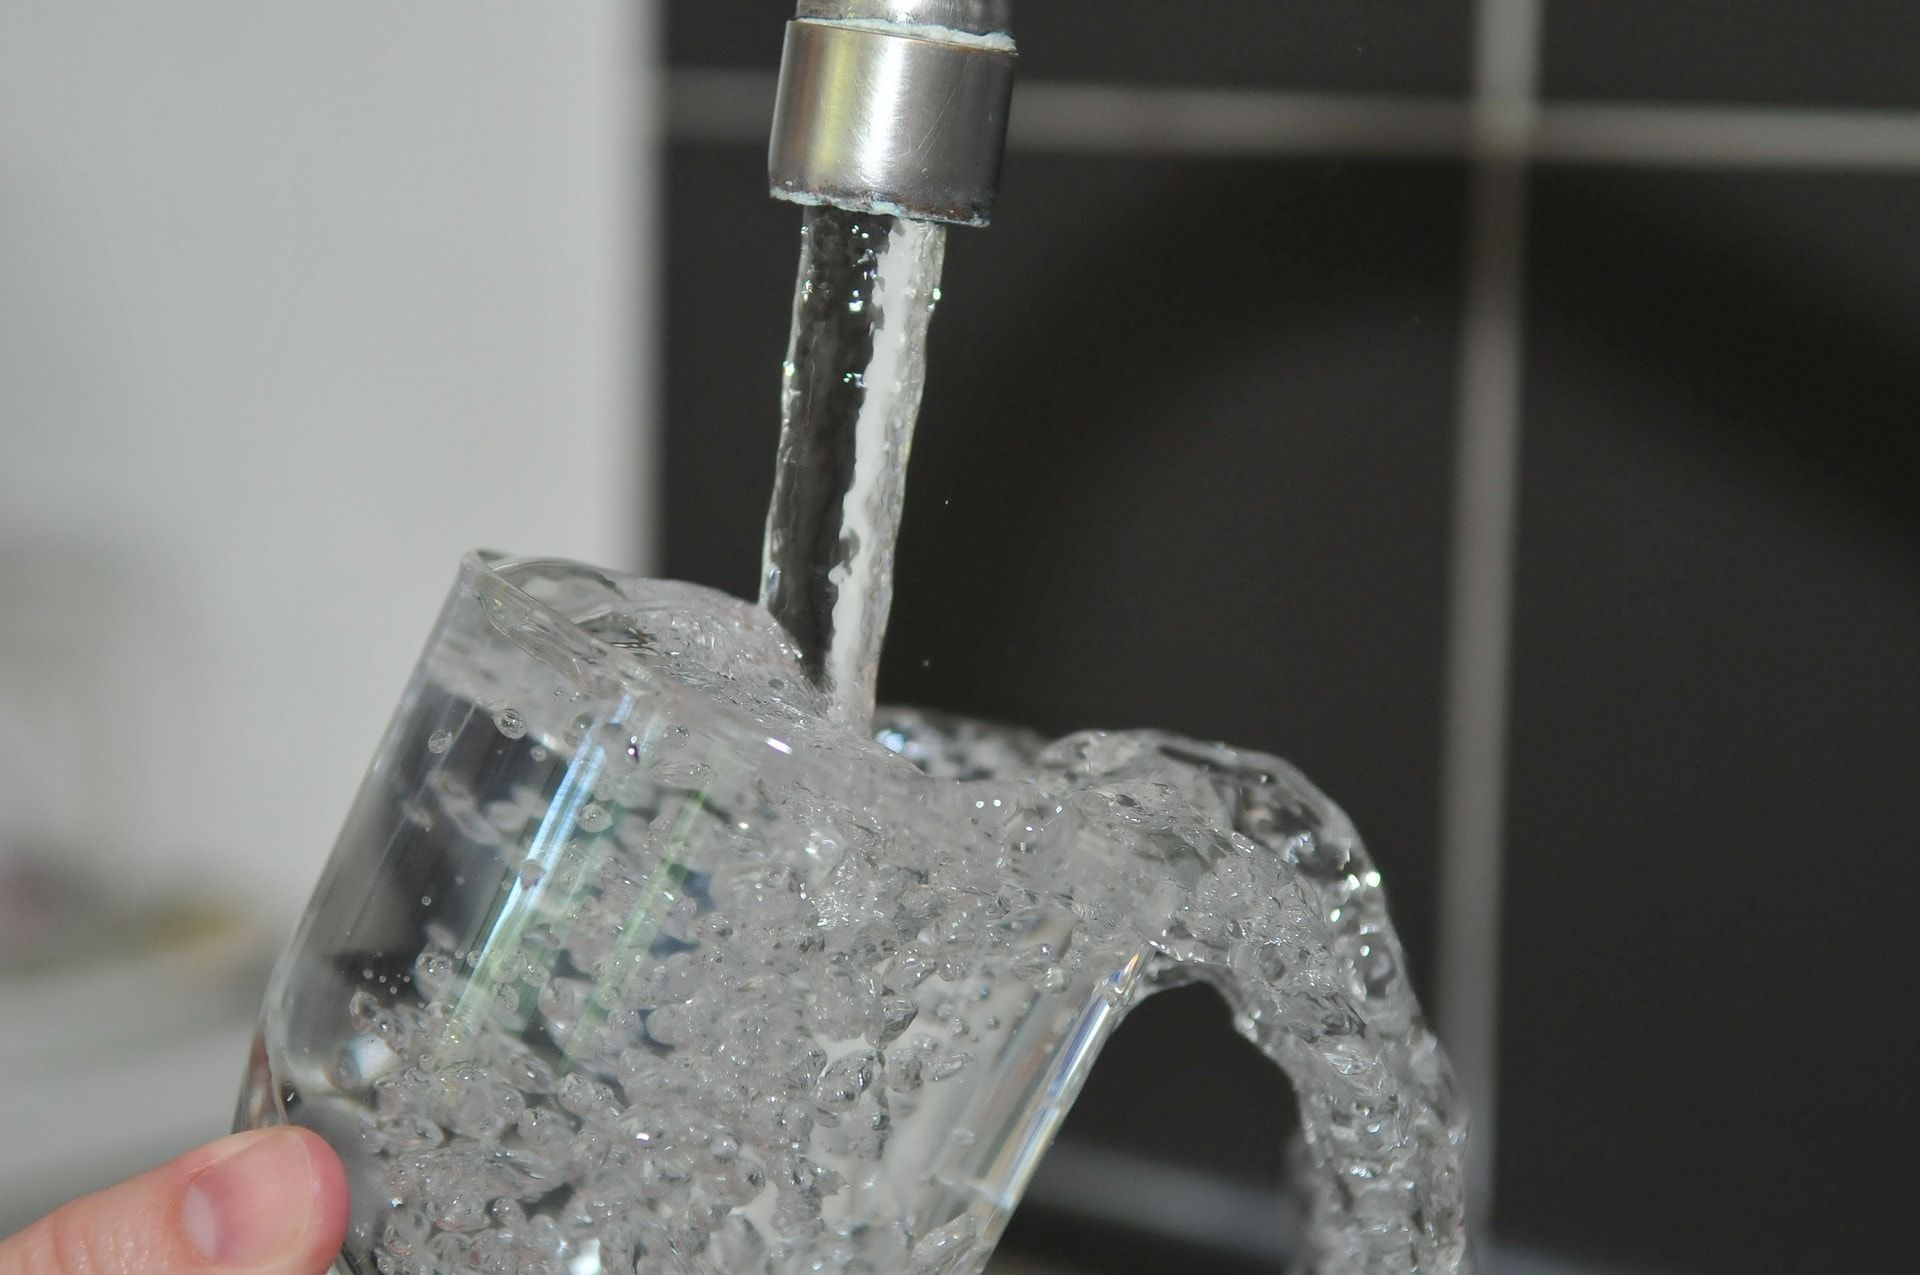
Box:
768;0;1016;226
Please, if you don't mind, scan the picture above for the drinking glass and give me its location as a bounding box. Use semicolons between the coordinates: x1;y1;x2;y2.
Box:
239;551;1465;1275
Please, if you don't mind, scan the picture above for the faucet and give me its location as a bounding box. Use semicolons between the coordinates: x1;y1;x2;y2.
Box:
766;1;1016;226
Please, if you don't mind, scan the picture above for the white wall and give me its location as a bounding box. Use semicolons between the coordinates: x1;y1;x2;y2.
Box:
0;2;658;926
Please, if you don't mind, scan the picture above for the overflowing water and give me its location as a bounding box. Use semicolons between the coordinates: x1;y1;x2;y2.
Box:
246;202;1468;1274
254;562;1468;1275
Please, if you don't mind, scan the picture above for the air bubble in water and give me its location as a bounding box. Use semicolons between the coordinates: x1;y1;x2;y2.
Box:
412;950;456;998
347;989;382;1032
564;712;595;747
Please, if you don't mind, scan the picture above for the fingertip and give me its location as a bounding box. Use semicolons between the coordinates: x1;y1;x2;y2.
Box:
286;1128;350;1266
183;1127;349;1273
0;1126;354;1275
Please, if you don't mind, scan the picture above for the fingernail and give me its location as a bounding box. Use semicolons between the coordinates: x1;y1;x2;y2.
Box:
181;1130;318;1265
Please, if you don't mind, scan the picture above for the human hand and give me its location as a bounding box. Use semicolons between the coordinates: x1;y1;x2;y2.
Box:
0;1128;347;1275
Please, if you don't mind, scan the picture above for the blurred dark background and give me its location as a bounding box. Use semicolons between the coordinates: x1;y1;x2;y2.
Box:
662;3;1920;1272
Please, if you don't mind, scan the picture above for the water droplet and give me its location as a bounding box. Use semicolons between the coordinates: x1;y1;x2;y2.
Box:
1359;938;1399;999
426;729;454;755
930;1052;971;1082
814;1050;878;1113
577;803;612;833
326;1046;367;1090
875;996;919;1045
492;708;527;739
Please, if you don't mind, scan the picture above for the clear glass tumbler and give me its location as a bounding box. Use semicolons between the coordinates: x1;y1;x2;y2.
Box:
240;552;1466;1275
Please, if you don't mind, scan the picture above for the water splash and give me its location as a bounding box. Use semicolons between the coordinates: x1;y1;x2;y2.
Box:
252;563;1470;1275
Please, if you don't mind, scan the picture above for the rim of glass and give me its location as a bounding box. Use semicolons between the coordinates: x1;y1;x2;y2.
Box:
457;550;1047;777
460;548;837;741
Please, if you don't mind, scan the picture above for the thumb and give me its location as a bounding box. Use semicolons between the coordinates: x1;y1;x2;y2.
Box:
0;1128;348;1275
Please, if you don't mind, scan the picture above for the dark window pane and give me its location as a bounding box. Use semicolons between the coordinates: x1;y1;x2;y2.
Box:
1544;0;1920;110
1502;166;1920;1271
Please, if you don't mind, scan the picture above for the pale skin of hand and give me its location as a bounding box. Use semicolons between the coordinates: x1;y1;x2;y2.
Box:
0;1129;348;1275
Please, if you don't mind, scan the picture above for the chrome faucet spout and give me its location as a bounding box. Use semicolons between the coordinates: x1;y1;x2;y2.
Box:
768;0;1015;226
